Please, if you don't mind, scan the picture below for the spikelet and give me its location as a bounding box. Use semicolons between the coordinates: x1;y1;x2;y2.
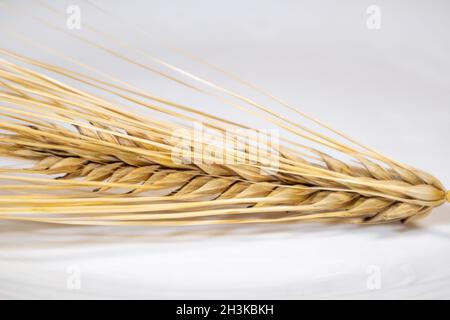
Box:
0;48;447;227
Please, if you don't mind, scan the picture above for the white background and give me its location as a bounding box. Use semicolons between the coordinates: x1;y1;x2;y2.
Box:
0;0;449;299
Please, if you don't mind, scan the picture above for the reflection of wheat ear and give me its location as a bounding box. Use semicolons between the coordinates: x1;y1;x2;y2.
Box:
0;50;448;226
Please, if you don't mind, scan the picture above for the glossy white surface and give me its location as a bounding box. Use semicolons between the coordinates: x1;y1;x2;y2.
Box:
0;0;449;299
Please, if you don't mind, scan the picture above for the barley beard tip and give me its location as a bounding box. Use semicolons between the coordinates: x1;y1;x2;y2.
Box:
447;191;450;203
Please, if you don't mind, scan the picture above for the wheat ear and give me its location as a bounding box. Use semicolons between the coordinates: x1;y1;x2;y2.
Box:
0;49;448;226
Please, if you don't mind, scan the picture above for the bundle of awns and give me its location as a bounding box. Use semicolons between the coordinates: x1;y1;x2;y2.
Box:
0;48;448;226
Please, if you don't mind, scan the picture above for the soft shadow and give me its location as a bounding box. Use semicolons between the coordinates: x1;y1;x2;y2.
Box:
0;204;449;255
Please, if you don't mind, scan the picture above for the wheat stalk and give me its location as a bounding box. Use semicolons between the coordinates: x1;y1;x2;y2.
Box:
0;48;448;226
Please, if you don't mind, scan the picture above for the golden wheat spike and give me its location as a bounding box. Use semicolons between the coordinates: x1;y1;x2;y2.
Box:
0;50;448;226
